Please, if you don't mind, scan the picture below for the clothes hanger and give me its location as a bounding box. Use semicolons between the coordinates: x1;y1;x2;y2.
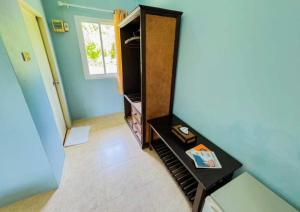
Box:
125;30;140;45
125;36;140;45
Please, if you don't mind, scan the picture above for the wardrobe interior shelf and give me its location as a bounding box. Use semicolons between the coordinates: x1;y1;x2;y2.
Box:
124;93;140;103
124;94;141;114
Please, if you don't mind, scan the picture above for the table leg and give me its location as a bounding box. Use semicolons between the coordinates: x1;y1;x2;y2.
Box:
148;126;153;151
192;174;234;212
192;184;206;212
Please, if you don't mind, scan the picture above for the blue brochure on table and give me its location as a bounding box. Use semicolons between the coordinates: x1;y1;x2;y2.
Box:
191;150;222;169
192;154;208;168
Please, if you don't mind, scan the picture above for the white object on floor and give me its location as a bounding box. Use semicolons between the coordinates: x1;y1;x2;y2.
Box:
202;172;297;212
64;126;90;147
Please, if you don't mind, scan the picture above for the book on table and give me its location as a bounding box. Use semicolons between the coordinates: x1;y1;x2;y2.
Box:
186;144;222;169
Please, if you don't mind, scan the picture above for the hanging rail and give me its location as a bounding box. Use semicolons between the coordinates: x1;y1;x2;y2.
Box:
57;1;113;13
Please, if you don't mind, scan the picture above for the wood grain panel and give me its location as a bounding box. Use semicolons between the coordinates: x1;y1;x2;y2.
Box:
145;14;177;142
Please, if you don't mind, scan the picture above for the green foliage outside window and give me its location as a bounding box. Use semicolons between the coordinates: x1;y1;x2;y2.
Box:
109;43;116;59
86;41;116;66
86;42;101;61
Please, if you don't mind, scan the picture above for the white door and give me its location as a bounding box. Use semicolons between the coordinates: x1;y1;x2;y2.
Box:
22;7;67;142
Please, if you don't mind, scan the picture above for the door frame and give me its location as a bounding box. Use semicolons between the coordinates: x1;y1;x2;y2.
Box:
19;0;71;129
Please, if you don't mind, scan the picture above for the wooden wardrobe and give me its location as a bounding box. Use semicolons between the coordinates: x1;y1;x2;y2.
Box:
120;5;182;148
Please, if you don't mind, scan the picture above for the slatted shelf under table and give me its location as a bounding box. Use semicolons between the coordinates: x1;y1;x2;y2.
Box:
152;139;198;202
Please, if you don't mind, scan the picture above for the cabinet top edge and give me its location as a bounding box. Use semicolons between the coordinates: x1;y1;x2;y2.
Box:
139;5;183;17
120;4;183;29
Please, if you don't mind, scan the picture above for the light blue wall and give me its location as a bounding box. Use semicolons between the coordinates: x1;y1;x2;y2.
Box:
139;0;300;209
41;0;137;121
0;0;65;205
0;38;57;207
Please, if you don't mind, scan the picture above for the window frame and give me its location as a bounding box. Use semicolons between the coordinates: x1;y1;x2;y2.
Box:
75;15;117;80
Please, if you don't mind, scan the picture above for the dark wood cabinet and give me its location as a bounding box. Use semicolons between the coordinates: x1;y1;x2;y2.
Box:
120;5;182;148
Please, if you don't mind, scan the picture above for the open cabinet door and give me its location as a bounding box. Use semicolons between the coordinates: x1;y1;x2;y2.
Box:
22;7;67;142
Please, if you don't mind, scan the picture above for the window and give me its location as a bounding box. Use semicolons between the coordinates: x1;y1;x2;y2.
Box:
75;16;117;79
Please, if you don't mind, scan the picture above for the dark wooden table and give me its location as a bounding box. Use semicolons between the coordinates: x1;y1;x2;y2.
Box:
148;115;242;212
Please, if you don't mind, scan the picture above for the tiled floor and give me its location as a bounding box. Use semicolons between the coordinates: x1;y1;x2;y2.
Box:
0;113;191;212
